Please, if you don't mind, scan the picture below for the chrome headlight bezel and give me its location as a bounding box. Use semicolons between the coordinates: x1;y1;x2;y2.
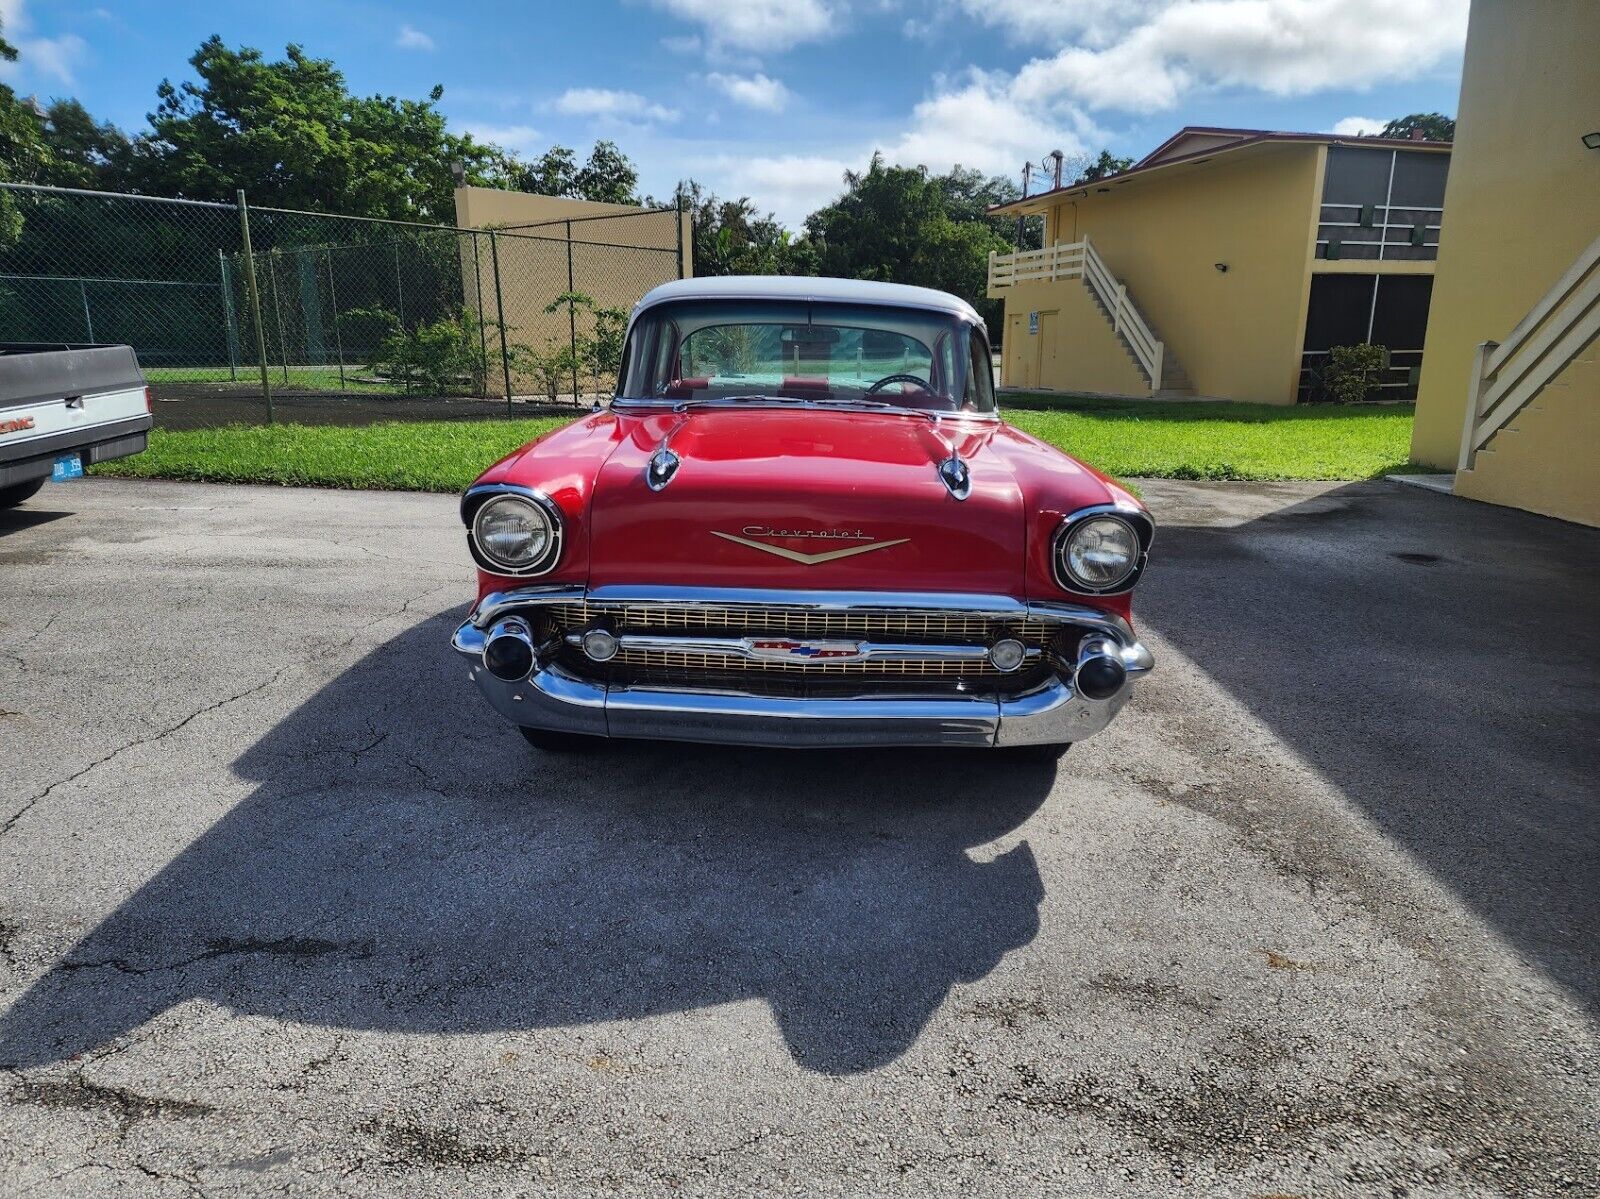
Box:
462;484;564;577
1052;505;1153;595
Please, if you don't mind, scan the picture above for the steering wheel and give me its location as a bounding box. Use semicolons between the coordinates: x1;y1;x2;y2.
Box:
865;373;933;395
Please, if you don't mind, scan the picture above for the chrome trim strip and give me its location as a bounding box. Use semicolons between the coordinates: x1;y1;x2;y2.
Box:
468;585;1145;646
470;585;590;630
604;687;999;749
565;631;1040;666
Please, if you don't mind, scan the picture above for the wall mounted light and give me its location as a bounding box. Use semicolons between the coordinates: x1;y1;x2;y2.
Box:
1583;131;1600;150
1214;262;1229;273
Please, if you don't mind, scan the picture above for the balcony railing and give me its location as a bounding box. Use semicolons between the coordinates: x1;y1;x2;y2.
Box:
987;237;1165;390
1460;232;1600;471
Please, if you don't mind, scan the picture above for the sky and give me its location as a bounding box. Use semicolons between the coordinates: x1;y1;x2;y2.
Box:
2;0;1469;227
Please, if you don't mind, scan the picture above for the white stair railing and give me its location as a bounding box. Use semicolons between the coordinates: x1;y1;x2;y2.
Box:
1460;233;1600;471
987;236;1166;389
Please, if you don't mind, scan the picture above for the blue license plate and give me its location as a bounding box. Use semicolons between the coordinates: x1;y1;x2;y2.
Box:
51;453;84;482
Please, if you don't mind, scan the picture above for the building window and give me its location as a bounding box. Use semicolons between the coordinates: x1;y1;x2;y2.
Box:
1299;273;1435;401
1316;147;1449;262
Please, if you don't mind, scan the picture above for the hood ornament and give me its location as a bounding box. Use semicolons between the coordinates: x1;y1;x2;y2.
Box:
646;416;687;491
932;414;971;500
646;446;680;491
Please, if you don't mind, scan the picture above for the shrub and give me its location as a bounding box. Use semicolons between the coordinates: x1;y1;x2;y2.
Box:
510;339;579;403
369;310;487;395
1322;343;1390;404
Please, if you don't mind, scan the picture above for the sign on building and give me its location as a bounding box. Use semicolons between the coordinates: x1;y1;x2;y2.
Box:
1028;311;1039;335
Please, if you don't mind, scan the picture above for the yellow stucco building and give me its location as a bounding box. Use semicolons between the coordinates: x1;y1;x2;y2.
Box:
987;128;1451;406
452;188;692;396
1409;0;1599;527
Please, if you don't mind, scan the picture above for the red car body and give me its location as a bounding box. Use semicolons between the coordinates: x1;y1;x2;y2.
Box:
451;277;1153;752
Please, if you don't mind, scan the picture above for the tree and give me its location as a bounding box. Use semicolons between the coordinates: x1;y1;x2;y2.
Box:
0;17;51;245
503;140;640;205
135;37;503;220
1073;149;1135;185
1379;113;1455;142
672;180;817;277
802;154;1012;321
574;141;638;204
38;99;133;189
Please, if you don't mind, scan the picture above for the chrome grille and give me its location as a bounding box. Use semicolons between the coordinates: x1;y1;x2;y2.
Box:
545;602;1055;647
610;646;1009;679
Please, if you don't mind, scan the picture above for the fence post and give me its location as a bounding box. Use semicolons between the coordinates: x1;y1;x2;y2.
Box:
235;189;274;423
265;250;291;386
489;231;513;414
218;251;239;381
471;232;489;398
325;248;346;390
675;191;686;280
78;279;95;342
565;221;578;405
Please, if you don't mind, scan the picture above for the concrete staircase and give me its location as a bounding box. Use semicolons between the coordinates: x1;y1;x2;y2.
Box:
1084;287;1195;395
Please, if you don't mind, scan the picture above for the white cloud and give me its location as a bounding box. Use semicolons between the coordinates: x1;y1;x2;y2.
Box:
554;87;681;123
706;72;792;112
661;33;703;54
1332;114;1389;136
395;24;436;51
986;0;1469;113
650;0;841;53
0;0;87;85
462;123;544;154
704;69;1091;226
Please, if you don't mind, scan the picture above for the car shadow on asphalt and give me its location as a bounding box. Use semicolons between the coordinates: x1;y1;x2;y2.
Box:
0;504;72;537
1140;480;1599;1016
0;609;1055;1076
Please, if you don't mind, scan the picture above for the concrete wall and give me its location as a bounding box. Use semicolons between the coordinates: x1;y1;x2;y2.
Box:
1010;143;1323;404
452;188;691;398
1410;0;1600;525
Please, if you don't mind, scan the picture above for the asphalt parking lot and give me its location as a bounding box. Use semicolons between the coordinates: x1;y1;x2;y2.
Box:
1;476;1596;1198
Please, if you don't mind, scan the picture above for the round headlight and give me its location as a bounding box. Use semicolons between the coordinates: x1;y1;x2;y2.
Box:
1058;514;1142;593
471;493;558;574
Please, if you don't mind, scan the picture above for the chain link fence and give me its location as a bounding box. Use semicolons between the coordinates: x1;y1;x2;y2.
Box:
0;182;685;426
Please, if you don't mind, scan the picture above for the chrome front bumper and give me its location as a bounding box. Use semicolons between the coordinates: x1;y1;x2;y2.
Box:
450;585;1153;749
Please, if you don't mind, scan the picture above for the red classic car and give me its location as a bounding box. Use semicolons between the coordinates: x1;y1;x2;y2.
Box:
450;276;1153;755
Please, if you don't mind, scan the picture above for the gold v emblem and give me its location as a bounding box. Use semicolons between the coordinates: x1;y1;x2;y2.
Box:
711;531;910;566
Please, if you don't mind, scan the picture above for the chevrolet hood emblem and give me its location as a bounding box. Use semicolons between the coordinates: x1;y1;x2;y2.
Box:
711;530;909;566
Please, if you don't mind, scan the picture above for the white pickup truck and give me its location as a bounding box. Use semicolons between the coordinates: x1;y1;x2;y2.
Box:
0;343;153;508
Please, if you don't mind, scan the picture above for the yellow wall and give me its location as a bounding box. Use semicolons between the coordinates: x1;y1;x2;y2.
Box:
1016;143;1324;404
1454;356;1600;526
452;188;691;397
1000;278;1148;395
1410;0;1600;526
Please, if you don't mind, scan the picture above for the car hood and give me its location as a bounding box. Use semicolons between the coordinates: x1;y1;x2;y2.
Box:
585;408;1027;593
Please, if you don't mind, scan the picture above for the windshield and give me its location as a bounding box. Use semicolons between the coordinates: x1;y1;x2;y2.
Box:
617;299;996;414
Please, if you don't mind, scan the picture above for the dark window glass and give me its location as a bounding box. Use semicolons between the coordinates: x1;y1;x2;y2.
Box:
1389;151;1450;208
1370;275;1434;352
1302;274;1377;352
1322;146;1393;204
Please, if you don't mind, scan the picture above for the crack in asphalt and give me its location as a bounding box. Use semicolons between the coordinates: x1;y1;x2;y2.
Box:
1;581;452;841
56;935;375;978
0;665;294;840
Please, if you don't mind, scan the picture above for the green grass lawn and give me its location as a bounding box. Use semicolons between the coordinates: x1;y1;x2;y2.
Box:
95;393;1420;493
1002;392;1419;481
145;365;414;395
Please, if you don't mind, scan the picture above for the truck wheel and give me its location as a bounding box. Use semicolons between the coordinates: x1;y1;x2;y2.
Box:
0;478;45;510
518;725;606;753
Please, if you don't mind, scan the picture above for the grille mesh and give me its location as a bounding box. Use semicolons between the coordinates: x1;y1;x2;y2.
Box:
545;602;1053;646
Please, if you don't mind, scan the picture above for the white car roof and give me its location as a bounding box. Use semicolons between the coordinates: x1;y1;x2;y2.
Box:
633;275;985;328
